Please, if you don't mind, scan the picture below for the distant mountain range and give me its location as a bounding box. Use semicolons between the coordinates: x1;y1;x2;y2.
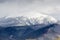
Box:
0;14;59;40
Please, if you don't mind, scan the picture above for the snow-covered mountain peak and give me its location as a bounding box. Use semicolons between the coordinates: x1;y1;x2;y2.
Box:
0;13;57;27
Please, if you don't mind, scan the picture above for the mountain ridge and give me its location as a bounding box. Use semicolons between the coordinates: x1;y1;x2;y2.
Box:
0;14;57;27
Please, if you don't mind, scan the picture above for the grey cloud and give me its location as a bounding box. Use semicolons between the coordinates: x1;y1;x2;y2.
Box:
0;0;60;20
0;0;60;6
0;0;11;3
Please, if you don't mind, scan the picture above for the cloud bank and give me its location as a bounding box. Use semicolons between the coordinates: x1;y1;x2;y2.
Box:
0;0;60;20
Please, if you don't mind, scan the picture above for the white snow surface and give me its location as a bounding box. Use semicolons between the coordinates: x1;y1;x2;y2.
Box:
0;13;57;27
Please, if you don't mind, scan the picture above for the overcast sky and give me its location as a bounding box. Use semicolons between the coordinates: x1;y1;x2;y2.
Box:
0;0;60;20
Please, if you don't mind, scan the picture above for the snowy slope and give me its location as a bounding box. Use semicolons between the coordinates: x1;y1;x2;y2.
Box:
0;14;57;27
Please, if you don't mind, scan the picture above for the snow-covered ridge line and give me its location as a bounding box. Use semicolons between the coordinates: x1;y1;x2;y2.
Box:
0;14;57;27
